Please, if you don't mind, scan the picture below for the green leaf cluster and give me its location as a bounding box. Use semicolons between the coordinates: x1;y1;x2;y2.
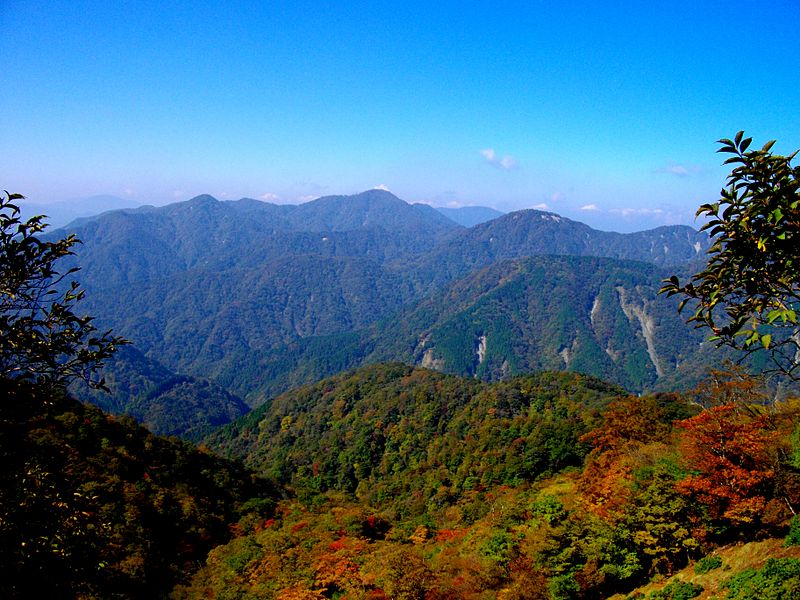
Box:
0;192;125;390
694;554;723;574
662;132;800;378
644;579;704;600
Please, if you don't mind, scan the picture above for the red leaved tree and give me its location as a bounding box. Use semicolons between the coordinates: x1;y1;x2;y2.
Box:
676;404;777;527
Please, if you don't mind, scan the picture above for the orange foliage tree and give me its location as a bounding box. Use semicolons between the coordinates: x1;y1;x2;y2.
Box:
313;536;366;597
579;395;676;518
676;404;778;527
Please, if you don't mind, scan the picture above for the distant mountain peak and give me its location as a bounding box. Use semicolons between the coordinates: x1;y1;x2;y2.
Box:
308;189;407;208
513;208;569;222
355;188;403;201
475;208;587;234
185;194;219;206
288;189;458;233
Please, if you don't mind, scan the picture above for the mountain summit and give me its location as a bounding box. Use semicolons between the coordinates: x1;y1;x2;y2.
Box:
283;189;459;233
407;208;712;290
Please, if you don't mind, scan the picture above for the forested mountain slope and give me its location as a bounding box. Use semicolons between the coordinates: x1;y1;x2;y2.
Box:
406;209;711;290
54;190;458;290
203;255;724;404
208;363;625;498
51;190;717;424
0;378;276;599
365;256;711;392
81;255;416;380
195;362;800;599
76;345;250;441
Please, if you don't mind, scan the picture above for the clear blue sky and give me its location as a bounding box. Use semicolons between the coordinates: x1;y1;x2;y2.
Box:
3;1;799;231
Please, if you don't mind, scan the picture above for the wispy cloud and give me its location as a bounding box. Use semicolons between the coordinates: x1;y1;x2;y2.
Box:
499;156;517;169
373;184;391;191
259;192;280;201
481;148;518;170
481;148;496;161
580;203;600;211
531;203;549;210
172;190;185;199
657;162;702;178
610;207;665;217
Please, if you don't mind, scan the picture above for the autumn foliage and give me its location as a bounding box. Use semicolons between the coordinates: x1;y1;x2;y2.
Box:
676;404;777;525
578;394;690;519
167;369;800;599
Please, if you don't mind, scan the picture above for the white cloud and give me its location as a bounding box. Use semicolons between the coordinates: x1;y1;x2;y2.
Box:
550;192;565;203
481;148;518;170
581;204;600;211
658;162;702;178
668;165;690;176
259;192;280;201
610;207;665;217
298;194;319;203
531;203;549;210
373;184;391;191
499;156;517;169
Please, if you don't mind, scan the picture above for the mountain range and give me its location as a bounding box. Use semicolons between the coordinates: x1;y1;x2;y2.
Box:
47;189;725;436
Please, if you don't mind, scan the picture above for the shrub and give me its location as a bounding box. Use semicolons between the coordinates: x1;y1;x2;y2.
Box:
647;580;703;600
785;514;800;546
724;558;800;599
694;554;723;574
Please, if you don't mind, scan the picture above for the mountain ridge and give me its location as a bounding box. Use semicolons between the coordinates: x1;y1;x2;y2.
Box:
206;254;720;404
52;189;719;431
406;208;712;292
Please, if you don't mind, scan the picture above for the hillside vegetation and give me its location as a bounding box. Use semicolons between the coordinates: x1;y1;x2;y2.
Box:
192;255;739;405
179;363;800;599
0;378;277;599
210;364;624;500
77;345;250;440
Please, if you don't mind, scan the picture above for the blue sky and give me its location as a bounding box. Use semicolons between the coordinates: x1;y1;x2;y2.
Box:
3;1;799;232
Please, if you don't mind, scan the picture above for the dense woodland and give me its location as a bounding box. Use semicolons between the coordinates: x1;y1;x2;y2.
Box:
178;365;800;599
2;135;800;599
0;378;277;598
5;363;800;599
